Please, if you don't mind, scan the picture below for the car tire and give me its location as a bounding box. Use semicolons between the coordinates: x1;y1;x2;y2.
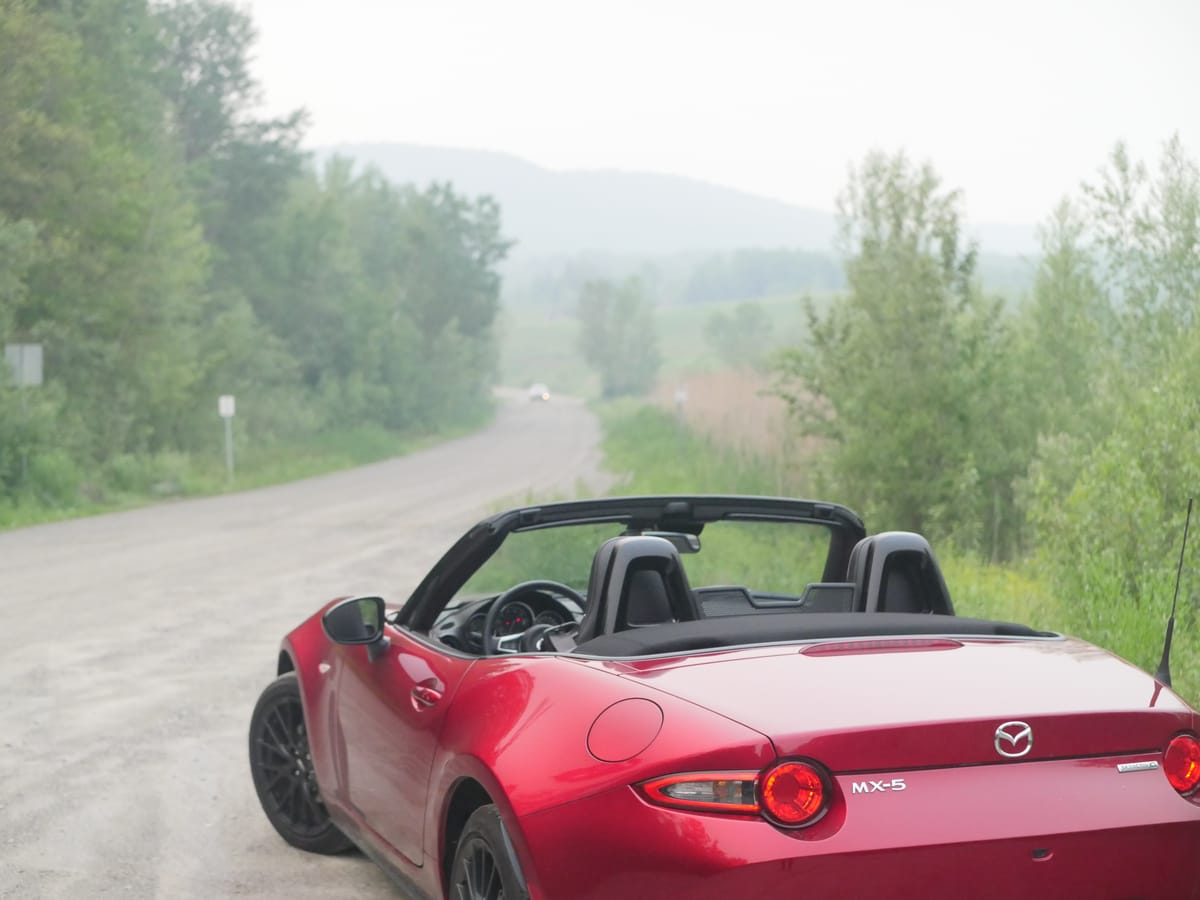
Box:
450;805;530;900
248;672;353;855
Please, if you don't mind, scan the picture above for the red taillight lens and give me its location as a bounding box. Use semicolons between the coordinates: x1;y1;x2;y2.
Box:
760;760;828;827
1164;734;1200;795
640;760;832;828
640;772;760;815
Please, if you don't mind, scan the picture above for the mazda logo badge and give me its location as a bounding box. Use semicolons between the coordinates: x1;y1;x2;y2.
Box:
994;721;1033;758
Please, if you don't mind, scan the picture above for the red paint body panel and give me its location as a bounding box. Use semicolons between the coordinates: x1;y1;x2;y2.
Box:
521;757;1200;899
603;637;1199;768
432;654;774;816
278;605;1200;899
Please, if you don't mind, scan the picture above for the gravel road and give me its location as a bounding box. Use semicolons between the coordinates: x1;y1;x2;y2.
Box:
0;391;611;899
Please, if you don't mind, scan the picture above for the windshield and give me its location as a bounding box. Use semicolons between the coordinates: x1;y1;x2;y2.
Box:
453;518;834;607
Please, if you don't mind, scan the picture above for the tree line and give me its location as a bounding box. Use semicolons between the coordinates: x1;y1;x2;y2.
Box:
0;0;508;510
771;140;1199;665
568;137;1198;673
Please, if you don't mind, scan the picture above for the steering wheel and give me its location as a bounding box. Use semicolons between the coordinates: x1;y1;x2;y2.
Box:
481;580;586;656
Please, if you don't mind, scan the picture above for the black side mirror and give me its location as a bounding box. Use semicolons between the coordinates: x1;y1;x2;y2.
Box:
323;596;389;660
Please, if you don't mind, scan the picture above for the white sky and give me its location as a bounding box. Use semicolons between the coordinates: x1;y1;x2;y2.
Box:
240;0;1199;225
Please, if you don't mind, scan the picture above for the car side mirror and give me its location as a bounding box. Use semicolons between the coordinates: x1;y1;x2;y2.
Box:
323;596;390;660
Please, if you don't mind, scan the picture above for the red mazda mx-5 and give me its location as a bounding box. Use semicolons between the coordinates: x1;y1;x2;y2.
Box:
248;495;1200;899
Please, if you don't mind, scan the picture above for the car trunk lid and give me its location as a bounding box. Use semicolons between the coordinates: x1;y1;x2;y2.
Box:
609;636;1196;770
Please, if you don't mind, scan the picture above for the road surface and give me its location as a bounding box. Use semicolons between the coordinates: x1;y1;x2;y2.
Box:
0;391;611;899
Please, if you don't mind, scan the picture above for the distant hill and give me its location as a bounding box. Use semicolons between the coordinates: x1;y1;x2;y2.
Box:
319;143;1040;259
319;143;846;258
316;143;1038;308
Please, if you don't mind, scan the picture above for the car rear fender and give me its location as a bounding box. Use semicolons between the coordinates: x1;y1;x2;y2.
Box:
428;655;775;897
428;757;535;899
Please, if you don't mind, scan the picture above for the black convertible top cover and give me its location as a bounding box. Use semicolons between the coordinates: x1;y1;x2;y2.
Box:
571;612;1056;658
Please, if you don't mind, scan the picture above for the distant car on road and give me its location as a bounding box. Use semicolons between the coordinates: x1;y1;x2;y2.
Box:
528;382;550;401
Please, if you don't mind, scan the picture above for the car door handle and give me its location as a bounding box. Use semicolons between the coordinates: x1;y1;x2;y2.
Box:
411;686;442;707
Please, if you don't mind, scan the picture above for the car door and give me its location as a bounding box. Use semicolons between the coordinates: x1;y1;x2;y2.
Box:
331;626;474;865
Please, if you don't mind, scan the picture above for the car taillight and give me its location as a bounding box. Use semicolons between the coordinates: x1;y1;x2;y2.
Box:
760;760;828;827
639;760;831;828
1164;734;1200;795
640;772;760;815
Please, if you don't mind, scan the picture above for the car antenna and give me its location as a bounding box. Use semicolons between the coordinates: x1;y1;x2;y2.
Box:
1154;497;1193;688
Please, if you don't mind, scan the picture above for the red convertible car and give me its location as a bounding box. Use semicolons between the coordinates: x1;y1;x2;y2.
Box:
248;495;1200;899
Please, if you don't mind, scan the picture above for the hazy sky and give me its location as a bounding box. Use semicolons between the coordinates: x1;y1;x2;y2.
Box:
241;0;1198;225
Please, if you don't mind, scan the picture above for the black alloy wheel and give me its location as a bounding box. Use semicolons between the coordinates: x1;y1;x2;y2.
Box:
451;805;529;900
248;673;352;855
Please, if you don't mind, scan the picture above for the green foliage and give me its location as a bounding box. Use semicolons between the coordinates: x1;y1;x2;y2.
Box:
0;217;38;334
702;301;772;370
600;401;1200;705
1018;138;1200;704
0;0;508;519
939;553;1198;703
939;555;1060;627
500;290;818;399
577;278;661;397
1010;200;1115;443
1082;136;1200;367
460;522;625;597
772;151;1025;557
682;248;844;304
2;0;212;462
601;401;781;496
0;380;71;501
680;520;830;597
504;248;848;314
155;0;266;164
473;403;832;598
1028;328;1200;688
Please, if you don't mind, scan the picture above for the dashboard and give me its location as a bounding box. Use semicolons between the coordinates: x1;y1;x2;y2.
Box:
432;588;582;654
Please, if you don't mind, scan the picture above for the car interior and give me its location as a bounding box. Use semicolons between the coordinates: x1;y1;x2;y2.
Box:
430;525;1054;658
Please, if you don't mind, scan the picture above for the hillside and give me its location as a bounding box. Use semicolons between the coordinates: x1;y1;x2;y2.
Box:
320;143;1037;257
319;143;842;257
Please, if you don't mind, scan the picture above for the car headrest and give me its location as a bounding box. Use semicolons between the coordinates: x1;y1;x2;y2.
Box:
846;531;954;615
576;536;701;642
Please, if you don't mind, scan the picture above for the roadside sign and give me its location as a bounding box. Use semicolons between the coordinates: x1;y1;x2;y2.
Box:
4;343;43;386
218;395;236;484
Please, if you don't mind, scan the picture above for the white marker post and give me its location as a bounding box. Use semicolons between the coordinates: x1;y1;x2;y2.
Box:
218;394;236;485
673;384;688;420
5;344;43;483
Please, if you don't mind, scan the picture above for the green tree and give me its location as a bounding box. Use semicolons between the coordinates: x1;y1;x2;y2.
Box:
1014;199;1114;440
577;278;661;397
703;301;772;370
1083;136;1200;368
773;151;1022;555
0;0;511;515
1026;138;1200;544
0;217;38;336
1;0;212;460
239;161;509;433
1008;199;1116;541
156;0;308;329
1027;138;1200;637
1027;328;1200;694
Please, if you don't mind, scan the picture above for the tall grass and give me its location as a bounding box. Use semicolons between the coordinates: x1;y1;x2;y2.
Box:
600;400;800;497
